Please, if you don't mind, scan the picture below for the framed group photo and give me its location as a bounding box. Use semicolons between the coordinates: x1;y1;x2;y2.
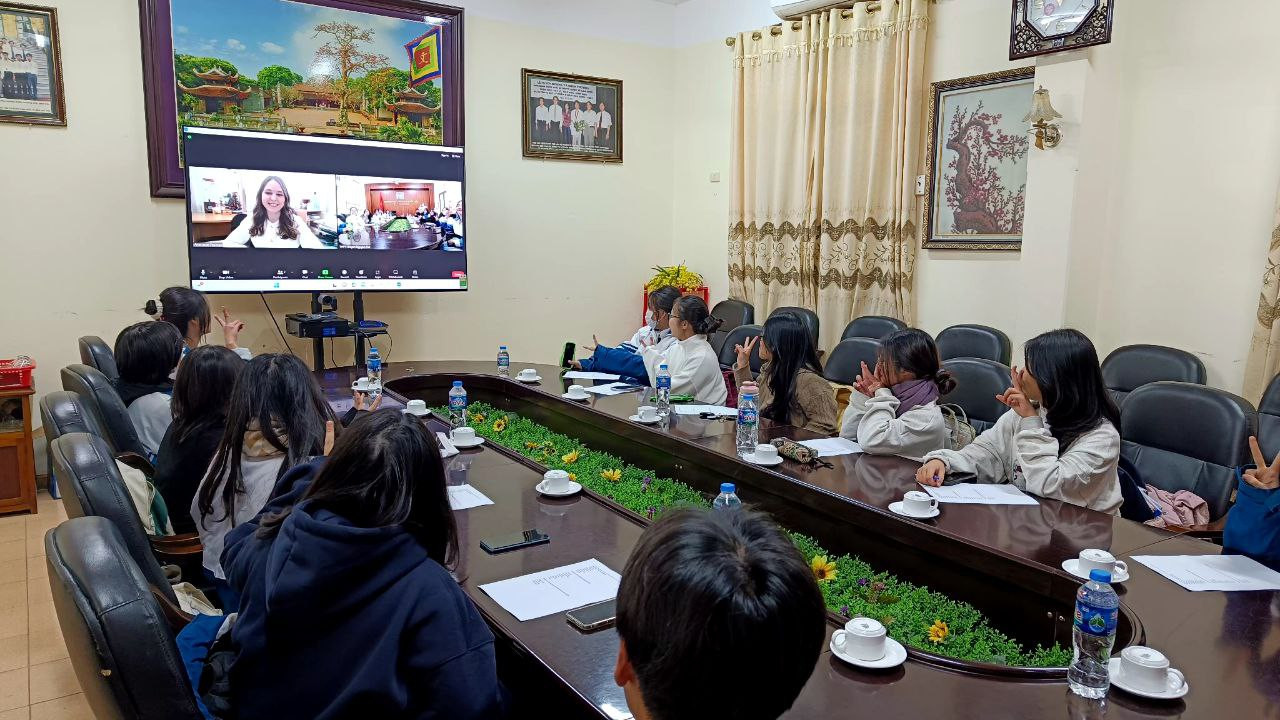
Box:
521;68;622;163
0;2;65;126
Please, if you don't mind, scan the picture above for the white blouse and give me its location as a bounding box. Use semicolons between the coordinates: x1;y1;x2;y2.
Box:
222;216;327;249
641;335;727;405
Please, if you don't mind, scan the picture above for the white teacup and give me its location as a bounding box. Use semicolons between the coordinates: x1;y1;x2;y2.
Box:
403;399;429;417
517;368;538;381
1119;646;1184;694
753;443;779;462
637;406;659;422
903;490;938;516
1078;548;1127;579
451;426;477;444
542;469;572;493
566;384;589;399
832;617;887;662
352;376;371;392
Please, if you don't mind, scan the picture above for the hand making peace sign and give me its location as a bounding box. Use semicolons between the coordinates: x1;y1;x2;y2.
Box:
996;366;1037;418
1246;436;1280;491
734;335;759;371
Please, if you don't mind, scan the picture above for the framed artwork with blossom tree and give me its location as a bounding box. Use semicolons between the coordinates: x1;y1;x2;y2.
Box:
922;67;1034;250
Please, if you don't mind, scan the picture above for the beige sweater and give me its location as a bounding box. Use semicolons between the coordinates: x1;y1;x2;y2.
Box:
735;363;838;435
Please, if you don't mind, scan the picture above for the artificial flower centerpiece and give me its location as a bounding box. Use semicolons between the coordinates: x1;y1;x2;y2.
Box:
811;555;837;583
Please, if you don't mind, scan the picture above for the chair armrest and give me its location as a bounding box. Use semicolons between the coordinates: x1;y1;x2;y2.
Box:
1161;514;1228;545
150;533;203;561
150;586;194;630
115;451;155;478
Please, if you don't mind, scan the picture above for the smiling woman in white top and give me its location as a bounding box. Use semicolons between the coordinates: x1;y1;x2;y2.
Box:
641;295;727;405
222;175;327;249
841;328;953;461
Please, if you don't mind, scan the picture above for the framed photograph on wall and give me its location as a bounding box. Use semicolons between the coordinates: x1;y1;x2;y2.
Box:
138;0;465;198
922;67;1035;251
521;69;622;164
0;2;65;126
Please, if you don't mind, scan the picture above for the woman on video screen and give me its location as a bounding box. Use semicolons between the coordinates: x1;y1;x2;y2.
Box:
222;176;328;249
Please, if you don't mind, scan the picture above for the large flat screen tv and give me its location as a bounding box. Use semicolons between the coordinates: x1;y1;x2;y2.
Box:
183;127;466;292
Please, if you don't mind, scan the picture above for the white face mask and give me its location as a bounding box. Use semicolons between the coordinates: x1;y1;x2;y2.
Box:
645;310;656;329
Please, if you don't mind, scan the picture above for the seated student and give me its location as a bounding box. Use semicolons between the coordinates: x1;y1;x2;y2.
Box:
732;313;837;434
220;410;504;719
841;328;953;460
192;353;338;582
917;329;1123;514
640;296;727;405
572;286;682;381
113;321;184;458
614;507;826;720
147;286;251;360
1224;436;1280;571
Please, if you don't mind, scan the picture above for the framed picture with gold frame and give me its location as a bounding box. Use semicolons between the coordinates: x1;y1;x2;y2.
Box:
922;67;1034;251
0;2;65;127
521;68;622;164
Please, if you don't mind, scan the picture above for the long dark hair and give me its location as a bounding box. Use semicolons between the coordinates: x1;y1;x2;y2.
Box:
171;345;243;444
258;410;459;568
1023;329;1120;453
672;296;723;336
249;175;299;239
759;313;823;424
877;328;956;394
113;321;184;386
197;353;338;527
148;286;211;340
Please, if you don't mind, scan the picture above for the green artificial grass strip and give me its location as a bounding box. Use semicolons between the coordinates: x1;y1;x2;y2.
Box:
448;402;1071;668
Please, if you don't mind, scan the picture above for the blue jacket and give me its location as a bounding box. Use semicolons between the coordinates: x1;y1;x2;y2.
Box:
222;460;504;719
1224;475;1280;571
578;344;648;383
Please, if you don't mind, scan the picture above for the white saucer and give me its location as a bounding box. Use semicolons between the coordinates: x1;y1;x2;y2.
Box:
449;437;486;449
741;452;784;466
536;480;583;497
888;501;940;519
830;636;907;670
1107;658;1188;700
562;393;590;402
351;384;373;392
1061;559;1129;584
516;376;542;383
629;414;661;425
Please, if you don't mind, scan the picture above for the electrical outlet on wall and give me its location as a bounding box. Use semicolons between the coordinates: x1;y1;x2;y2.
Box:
915;175;926;196
710;172;721;183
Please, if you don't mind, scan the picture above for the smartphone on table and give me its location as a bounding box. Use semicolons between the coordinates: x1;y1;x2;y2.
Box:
566;599;617;632
480;529;550;554
561;342;576;368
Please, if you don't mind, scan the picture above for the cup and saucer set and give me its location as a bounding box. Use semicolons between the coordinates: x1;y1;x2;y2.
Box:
515;368;542;384
537;469;582;498
1108;645;1189;700
740;443;783;466
562;384;590;401
888;490;940;519
829;617;907;670
1061;548;1130;584
630;405;662;425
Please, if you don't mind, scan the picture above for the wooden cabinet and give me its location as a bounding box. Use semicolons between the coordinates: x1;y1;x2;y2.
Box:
0;388;37;515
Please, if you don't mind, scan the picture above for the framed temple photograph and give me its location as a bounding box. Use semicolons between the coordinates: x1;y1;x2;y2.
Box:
521;69;622;164
138;0;465;198
0;2;65;126
922;67;1035;251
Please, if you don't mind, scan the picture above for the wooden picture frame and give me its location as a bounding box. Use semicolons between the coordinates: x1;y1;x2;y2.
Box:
922;67;1035;251
521;68;622;164
138;0;465;198
0;2;65;126
1009;0;1115;60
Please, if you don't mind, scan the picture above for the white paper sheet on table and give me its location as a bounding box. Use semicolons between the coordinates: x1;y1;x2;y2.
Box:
479;559;621;621
921;483;1039;505
796;437;862;457
583;383;640;396
1130;554;1280;592
447;484;494;511
436;432;459;458
562;371;623;381
672;404;737;417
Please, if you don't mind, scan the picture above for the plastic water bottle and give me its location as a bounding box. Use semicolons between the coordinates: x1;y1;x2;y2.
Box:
736;393;759;456
497;346;510;377
1068;569;1119;698
448;381;467;429
366;347;382;398
655;364;672;416
713;483;742;510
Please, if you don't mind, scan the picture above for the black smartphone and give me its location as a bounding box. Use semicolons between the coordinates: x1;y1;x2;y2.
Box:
561;342;576;368
566;599;617;632
480;529;550;554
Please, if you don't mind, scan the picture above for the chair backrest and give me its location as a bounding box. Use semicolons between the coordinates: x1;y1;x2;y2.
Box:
1102;344;1207;406
841;316;907;342
1120;381;1255;520
768;307;820;345
717;324;764;374
710;299;755;333
45;516;204;720
824;338;880;386
60;364;146;457
50;432;176;602
1259;373;1280;461
39;391;106;476
940;358;1012;432
78;336;120;383
936;324;1012;365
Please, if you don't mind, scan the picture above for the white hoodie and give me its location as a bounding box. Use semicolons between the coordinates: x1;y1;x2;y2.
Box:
840;388;949;461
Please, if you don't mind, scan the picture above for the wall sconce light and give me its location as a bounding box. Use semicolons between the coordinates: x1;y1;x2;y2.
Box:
1023;86;1062;150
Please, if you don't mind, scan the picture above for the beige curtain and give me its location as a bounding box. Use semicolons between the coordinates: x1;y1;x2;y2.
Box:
1243;194;1280;400
728;2;929;351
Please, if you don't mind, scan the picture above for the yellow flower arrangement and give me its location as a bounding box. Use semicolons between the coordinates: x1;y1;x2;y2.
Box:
568;473;577;482
469;412;486;424
928;620;949;644
810;555;837;583
524;442;542;450
492;417;507;433
601;469;622;483
562;450;580;464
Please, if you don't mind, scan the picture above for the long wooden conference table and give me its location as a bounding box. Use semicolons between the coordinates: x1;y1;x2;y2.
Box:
315;361;1277;719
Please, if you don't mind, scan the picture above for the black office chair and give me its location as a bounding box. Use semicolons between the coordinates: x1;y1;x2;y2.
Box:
1120;382;1255;520
46;517;205;720
936;324;1013;365
1101;344;1207;407
768;307;820;346
824;338;880;386
940;358;1012;432
1259;373;1280;462
710;299;755;332
717;324;764;375
60;364;147;458
841;316;907;342
39;390;105;494
78;336;119;383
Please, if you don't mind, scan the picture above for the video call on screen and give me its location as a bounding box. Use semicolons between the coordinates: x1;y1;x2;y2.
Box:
184;127;467;292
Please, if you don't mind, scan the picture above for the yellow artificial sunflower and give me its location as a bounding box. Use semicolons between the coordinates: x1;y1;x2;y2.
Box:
810;555;837;583
601;469;622;482
469;412;486;424
492;417;507;433
562;450;580;464
524;442;542;450
927;620;949;644
568;473;577;482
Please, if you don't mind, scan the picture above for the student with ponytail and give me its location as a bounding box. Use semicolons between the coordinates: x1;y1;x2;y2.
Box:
146;286;251;360
571;286;682;381
640;296;727;405
841;329;954;460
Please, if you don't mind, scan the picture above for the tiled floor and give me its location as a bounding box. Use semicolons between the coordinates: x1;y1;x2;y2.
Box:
0;492;92;720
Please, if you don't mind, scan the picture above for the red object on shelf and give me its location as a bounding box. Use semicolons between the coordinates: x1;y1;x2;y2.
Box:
0;358;34;389
640;285;710;326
